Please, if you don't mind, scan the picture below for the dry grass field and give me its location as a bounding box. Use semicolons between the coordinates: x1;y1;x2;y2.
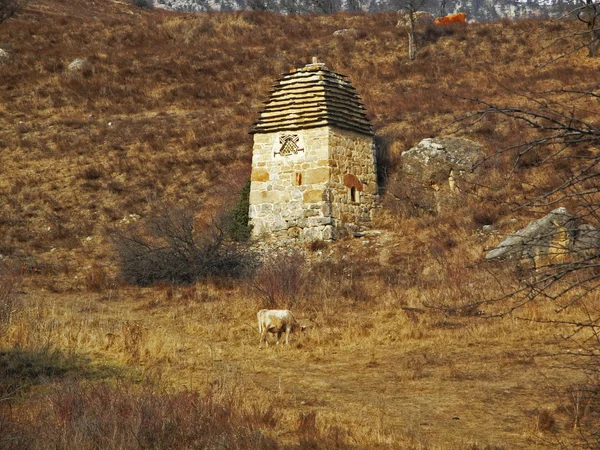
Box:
1;1;600;448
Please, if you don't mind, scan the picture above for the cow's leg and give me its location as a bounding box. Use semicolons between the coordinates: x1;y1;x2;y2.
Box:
285;326;291;345
260;327;269;348
276;330;282;345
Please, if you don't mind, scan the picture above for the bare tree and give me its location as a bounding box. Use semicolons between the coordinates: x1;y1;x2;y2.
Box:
305;0;341;14
247;0;279;11
0;0;27;24
460;83;600;302
577;0;600;56
455;82;600;442
398;0;427;61
439;0;447;16
346;0;364;13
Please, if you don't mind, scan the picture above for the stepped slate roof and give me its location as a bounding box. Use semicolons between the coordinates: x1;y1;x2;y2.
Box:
251;61;373;136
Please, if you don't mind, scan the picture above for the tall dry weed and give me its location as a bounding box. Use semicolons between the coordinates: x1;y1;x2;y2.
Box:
0;265;21;336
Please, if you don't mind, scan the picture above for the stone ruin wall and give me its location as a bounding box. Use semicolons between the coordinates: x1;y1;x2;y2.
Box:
249;127;334;241
328;127;378;232
248;126;377;241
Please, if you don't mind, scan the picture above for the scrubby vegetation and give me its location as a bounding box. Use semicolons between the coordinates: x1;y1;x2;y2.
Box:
113;202;255;285
1;0;599;448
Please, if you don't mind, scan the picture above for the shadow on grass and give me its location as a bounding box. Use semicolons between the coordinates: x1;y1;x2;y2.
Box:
0;347;123;398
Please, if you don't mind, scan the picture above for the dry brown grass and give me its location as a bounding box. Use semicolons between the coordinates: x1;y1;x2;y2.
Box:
1;240;597;448
1;1;600;448
0;3;596;267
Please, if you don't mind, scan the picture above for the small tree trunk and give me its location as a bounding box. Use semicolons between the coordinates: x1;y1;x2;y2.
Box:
590;29;600;56
580;1;600;57
440;0;447;17
407;6;416;61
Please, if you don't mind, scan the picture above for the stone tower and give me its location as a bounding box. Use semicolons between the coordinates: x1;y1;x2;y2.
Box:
248;59;377;241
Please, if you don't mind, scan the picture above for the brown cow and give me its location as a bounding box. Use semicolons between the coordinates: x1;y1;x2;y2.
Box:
434;12;467;26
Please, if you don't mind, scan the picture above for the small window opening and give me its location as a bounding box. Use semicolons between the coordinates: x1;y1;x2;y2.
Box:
349;186;359;204
295;172;302;186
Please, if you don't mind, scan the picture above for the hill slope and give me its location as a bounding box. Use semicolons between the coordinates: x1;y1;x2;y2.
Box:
1;2;600;449
0;1;594;272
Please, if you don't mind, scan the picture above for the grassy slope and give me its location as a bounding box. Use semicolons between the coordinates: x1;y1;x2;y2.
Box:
1;1;599;448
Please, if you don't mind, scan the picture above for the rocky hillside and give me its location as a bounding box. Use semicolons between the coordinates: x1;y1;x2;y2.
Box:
0;0;595;275
155;0;579;21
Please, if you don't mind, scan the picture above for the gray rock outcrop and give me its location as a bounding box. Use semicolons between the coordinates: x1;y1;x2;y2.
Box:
68;59;91;72
401;136;484;188
333;28;361;37
0;48;10;64
486;207;600;261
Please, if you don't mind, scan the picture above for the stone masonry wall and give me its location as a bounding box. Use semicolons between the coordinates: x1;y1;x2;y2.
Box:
249;126;377;241
328;128;377;234
249;127;334;240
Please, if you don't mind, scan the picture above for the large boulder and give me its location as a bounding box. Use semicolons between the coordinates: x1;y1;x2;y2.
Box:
388;137;483;215
400;136;484;188
486;207;600;261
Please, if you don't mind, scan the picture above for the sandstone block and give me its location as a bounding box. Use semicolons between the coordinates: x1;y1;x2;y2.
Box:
304;168;329;185
309;217;332;226
303;189;324;203
249;190;281;203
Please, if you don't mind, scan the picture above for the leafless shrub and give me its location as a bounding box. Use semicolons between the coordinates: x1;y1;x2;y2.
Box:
83;264;113;292
459;86;600;308
113;203;256;286
0;0;26;24
472;206;505;228
530;408;557;433
79;166;103;180
121;321;143;361
303;259;374;306
306;240;327;252
457;73;600;447
253;250;307;308
560;382;600;433
297;410;317;435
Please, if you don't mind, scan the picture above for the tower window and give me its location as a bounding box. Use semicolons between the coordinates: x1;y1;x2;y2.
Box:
349;186;359;203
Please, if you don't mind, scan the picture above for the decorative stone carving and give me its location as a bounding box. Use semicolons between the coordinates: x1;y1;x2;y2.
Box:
277;134;303;156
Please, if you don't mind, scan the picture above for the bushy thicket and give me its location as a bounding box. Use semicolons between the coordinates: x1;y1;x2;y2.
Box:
113;204;256;286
